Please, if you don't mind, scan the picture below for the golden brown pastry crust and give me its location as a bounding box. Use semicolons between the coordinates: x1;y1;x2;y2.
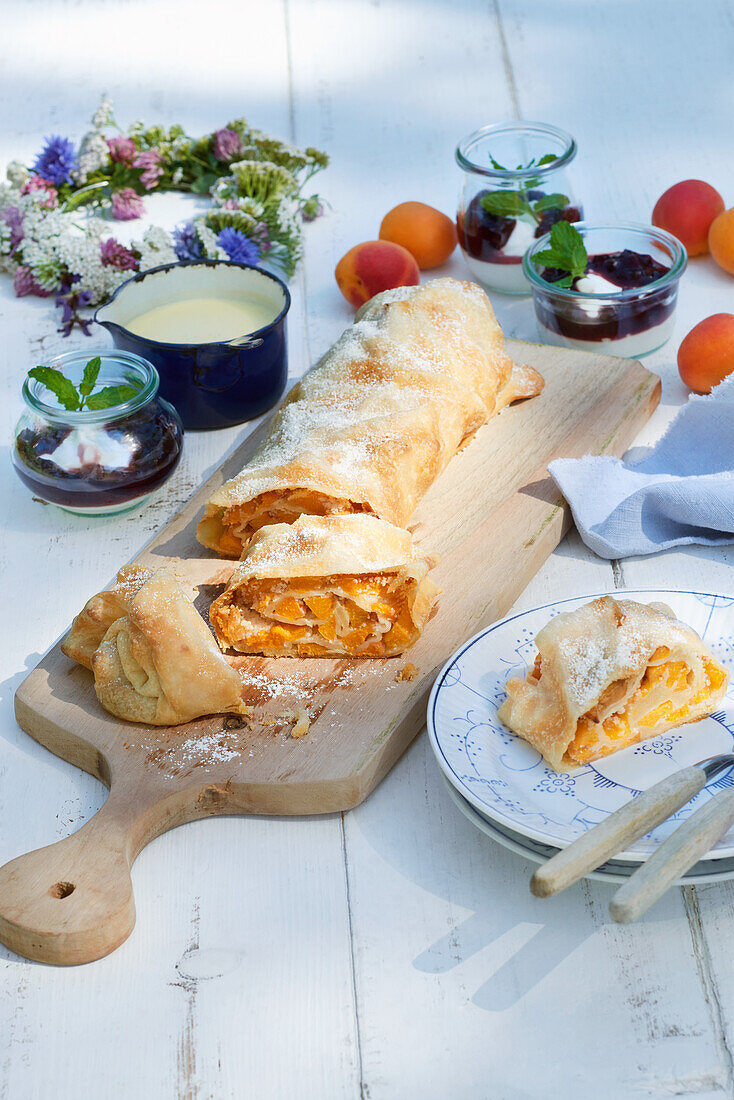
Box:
209;513;440;657
197;278;543;557
91;572;247;726
61;565;154;670
498;596;729;771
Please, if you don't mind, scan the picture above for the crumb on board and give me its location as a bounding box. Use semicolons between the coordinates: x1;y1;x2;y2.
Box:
289;706;311;739
395;662;419;683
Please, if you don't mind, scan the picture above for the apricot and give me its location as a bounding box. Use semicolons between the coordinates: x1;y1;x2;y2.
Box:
677;313;734;393
708;208;734;275
652;180;725;256
335;240;420;307
379;201;457;269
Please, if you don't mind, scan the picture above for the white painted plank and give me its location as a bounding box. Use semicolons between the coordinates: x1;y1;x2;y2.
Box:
286;0;734;1094
0;3;358;1098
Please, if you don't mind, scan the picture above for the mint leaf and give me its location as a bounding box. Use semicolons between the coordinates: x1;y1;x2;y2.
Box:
489;154;506;170
85;384;140;411
79;356;101;400
533;221;588;281
532;192;569;213
481;190;532;218
28;366;80;411
537;153;558;166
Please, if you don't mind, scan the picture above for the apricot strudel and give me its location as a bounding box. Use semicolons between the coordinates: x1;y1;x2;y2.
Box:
61;565;154;670
197;278;543;557
209;513;440;657
90;571;247;726
498;596;729;772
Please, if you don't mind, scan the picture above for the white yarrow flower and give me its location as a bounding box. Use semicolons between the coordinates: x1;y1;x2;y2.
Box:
92;96;114;130
6;160;28;187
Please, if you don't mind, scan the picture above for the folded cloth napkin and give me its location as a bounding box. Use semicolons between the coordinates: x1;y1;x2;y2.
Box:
548;374;734;559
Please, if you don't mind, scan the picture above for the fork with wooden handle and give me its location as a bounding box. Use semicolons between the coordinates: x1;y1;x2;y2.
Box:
530;754;734;903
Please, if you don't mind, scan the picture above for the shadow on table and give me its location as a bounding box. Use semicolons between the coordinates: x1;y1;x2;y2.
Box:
349;734;685;1013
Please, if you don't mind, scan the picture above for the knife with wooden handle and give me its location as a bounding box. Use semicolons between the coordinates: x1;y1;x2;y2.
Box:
610;787;734;923
530;754;734;899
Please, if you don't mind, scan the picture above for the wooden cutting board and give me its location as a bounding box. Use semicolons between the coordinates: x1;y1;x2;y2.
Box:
1;339;660;965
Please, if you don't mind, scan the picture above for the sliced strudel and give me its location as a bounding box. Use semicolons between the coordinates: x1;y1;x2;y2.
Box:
197;278;543;557
209;513;440;657
498;596;729;772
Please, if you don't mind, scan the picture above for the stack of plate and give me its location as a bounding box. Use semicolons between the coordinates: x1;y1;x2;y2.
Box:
427;589;734;886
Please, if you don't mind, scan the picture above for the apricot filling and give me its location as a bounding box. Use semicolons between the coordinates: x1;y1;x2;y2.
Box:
212;572;416;656
564;655;725;767
223;491;371;555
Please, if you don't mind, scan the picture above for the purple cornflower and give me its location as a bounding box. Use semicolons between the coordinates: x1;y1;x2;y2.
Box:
0;205;24;253
100;237;138;271
111;187;145;221
107;135;137;165
133;148;164;190
56;283;94;337
173;221;203;261
13;265;53;297
213;128;242;162
217;227;260;265
32;135;77;186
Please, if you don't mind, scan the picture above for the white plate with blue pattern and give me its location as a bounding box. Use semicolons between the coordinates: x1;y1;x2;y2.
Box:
428;589;734;862
440;774;734;885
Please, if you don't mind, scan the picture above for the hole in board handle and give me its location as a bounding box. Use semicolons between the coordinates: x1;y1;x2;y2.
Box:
49;881;75;899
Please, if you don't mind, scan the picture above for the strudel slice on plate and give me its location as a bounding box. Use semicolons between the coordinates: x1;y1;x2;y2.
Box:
77;571;247;726
209;513;440;657
197;278;543;557
498;596;729;772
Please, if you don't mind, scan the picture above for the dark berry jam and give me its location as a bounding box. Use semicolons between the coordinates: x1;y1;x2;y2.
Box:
14;401;183;510
457;189;582;265
536;250;675;343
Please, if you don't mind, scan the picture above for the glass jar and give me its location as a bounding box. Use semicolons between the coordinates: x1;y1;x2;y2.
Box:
456;121;581;295
523;222;687;357
13;349;184;515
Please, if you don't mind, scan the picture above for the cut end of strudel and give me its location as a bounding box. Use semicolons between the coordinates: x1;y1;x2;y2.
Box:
197;277;543;558
498;596;729;772
209;513;440;658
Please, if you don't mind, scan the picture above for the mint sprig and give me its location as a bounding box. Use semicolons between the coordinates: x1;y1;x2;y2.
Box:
533;221;588;288
481;189;569;222
488;152;558;171
28;356;141;412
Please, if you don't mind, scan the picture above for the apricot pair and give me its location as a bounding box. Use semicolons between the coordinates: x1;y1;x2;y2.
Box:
335;202;457;308
652;179;734;275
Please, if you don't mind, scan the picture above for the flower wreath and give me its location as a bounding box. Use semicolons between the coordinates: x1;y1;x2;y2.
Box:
0;98;328;335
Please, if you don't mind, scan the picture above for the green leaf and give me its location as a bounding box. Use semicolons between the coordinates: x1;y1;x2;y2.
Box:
62;180;110;213
488;154;506;170
191;172;217;194
532;221;588;280
537;153;558;166
532;192;569;213
480;190;532;218
85;384;140;411
78;356;101;399
28;366;80;411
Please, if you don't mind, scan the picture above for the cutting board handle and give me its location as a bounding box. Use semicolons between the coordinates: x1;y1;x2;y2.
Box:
0;782;138;965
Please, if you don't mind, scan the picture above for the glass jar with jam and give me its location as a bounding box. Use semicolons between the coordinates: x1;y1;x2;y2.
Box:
13;349;184;515
456;122;582;295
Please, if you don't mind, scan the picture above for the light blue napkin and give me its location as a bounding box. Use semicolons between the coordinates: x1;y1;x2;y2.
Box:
548;375;734;559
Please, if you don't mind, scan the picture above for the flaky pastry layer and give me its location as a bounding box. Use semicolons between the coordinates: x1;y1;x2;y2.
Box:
498;596;729;771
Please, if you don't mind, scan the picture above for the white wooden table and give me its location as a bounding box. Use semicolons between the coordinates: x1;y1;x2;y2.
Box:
2;2;734;1097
